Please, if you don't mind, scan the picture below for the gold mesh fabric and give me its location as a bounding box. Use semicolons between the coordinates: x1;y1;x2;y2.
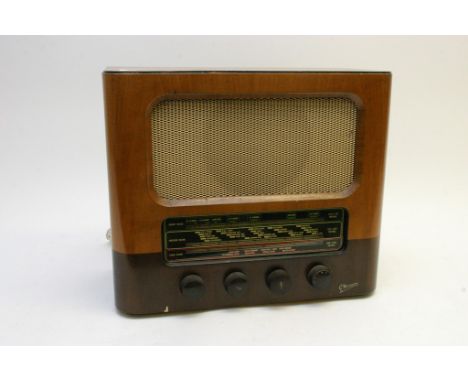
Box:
151;97;357;200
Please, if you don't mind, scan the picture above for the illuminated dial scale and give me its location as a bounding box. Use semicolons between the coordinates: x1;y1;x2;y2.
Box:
163;209;345;262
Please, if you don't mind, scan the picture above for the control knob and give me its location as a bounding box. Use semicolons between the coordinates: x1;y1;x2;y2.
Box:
224;271;248;297
307;264;332;290
266;268;291;295
180;274;205;298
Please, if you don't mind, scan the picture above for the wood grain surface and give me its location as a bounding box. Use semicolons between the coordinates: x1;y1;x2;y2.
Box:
103;71;391;255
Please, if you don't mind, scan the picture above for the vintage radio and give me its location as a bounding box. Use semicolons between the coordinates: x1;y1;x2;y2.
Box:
103;68;391;315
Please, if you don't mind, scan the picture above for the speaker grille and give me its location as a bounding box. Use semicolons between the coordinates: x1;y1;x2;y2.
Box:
151;97;357;200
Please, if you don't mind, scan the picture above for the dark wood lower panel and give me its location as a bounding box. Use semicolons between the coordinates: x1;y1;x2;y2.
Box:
113;237;379;315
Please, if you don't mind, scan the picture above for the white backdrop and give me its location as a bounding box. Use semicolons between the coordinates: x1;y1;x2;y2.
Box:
1;36;467;345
